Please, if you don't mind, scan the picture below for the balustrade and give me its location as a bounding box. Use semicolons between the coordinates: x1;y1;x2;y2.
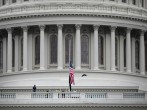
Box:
0;92;146;102
0;91;146;106
85;92;107;99
0;92;16;99
123;93;145;99
58;92;80;99
31;92;53;99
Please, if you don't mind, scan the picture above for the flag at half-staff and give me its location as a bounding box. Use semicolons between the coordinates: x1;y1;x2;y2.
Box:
69;61;75;84
68;39;75;91
69;61;75;91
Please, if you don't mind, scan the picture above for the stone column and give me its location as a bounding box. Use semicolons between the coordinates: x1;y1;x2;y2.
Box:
57;24;63;70
22;26;28;71
40;25;46;70
126;28;132;73
15;34;19;72
7;28;12;73
131;37;136;73
140;30;145;75
75;24;81;70
93;25;99;70
3;35;7;73
110;26;116;71
119;35;124;72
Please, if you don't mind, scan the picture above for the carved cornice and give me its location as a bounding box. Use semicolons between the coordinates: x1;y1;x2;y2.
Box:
0;2;146;23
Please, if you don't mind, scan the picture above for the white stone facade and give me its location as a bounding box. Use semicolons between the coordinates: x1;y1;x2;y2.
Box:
0;0;147;109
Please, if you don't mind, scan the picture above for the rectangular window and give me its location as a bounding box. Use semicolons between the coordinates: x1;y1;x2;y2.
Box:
12;0;16;3
132;0;136;5
122;0;126;3
110;0;115;1
24;0;29;1
142;0;144;7
2;0;6;5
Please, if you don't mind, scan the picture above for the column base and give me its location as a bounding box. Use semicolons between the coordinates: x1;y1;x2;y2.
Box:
140;72;145;75
23;68;28;71
57;66;63;70
93;67;99;70
126;70;131;73
111;68;116;71
7;70;12;73
39;67;45;70
75;67;81;70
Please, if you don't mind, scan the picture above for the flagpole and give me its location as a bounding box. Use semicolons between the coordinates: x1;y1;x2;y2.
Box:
68;39;71;92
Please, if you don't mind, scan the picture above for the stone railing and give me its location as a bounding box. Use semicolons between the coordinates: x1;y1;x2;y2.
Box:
0;0;146;21
0;92;146;105
0;92;16;99
85;92;107;99
123;92;145;98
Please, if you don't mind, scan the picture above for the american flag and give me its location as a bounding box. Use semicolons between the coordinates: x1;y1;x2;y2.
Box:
69;61;75;85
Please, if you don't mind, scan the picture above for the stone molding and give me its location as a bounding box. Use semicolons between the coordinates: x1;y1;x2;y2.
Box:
0;104;147;108
0;2;147;23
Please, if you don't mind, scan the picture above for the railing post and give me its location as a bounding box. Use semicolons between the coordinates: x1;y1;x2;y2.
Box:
80;92;85;100
53;92;58;100
145;92;147;102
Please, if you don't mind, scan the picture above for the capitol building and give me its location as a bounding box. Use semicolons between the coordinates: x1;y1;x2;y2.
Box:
0;0;147;110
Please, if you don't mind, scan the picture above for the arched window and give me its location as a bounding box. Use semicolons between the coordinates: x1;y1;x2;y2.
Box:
124;39;126;67
35;36;40;65
81;35;89;64
98;36;103;65
12;39;15;68
21;38;23;66
50;35;57;64
0;40;3;70
135;41;139;69
115;38;118;67
65;34;73;64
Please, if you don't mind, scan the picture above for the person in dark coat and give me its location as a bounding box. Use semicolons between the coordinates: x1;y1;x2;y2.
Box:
33;85;36;92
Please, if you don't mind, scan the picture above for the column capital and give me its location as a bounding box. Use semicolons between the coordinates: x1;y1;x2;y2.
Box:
6;28;12;33
93;25;100;31
140;30;145;36
39;25;45;31
111;26;117;32
126;27;132;33
22;26;28;32
75;24;81;30
57;24;63;29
